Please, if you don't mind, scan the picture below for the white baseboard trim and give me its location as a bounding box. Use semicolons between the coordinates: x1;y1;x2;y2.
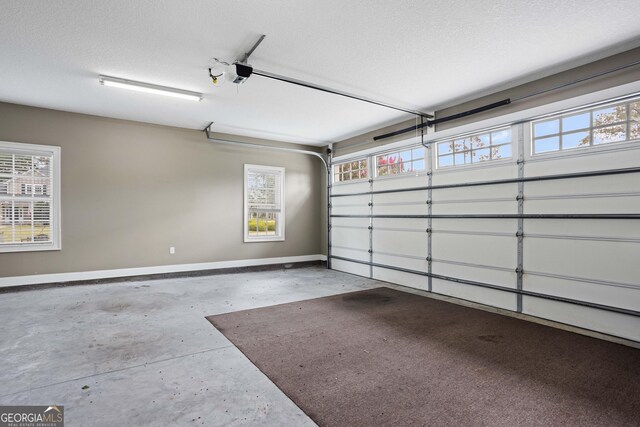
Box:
0;254;327;288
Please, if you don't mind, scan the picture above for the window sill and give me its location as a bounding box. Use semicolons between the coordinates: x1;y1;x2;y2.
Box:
244;237;285;243
0;243;61;253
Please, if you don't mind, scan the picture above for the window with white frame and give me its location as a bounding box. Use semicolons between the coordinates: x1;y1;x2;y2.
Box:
376;147;425;176
532;98;640;154
437;128;512;168
333;159;368;183
0;141;60;251
244;164;285;242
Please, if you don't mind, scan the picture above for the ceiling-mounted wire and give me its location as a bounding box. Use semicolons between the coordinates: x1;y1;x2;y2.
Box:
208;68;225;87
211;57;232;67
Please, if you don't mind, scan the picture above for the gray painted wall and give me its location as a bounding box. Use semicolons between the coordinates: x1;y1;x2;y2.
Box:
0;102;324;278
334;46;640;156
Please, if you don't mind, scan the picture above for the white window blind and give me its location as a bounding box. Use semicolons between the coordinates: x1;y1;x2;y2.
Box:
0;141;60;252
244;165;285;242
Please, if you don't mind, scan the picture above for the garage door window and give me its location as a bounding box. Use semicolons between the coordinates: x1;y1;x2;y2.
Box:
532;98;640;154
437;128;512;168
376;148;425;176
333;159;368;183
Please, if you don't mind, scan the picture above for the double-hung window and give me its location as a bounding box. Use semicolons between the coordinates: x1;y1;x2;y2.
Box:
244;164;285;242
0;141;60;252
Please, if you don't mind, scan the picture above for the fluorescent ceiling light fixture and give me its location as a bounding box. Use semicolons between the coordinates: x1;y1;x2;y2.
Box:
99;75;202;101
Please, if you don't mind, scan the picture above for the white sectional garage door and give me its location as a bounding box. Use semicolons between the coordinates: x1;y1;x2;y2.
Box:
330;93;640;342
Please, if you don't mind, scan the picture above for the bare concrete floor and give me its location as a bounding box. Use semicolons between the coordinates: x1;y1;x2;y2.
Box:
0;266;381;426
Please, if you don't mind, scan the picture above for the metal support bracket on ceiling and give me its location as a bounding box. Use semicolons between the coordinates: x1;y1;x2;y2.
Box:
238;34;266;64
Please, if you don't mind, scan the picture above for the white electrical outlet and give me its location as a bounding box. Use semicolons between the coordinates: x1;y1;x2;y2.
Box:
169;247;175;254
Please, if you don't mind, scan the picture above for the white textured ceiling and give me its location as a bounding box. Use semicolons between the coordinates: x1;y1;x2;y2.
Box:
1;0;640;146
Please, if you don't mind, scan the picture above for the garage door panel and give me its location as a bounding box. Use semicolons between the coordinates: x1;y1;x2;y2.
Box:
525;196;640;214
373;202;426;215
432;163;517;186
524;239;640;284
372;229;427;258
522;297;640;342
331;180;369;195
433;184;518;201
331;246;369;262
331;216;368;227
373;191;428;205
524;219;640;239
523;274;640;312
373;174;427;192
432;218;518;234
331;227;369;251
433;200;517;215
373;217;428;230
433;261;516;289
373;253;428;272
373;267;428;290
433;233;516;269
432;278;517;311
331;258;370;277
524;175;640;198
332;194;370;215
373;190;427;216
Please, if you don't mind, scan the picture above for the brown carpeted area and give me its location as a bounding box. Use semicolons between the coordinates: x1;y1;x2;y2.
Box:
206;287;640;426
